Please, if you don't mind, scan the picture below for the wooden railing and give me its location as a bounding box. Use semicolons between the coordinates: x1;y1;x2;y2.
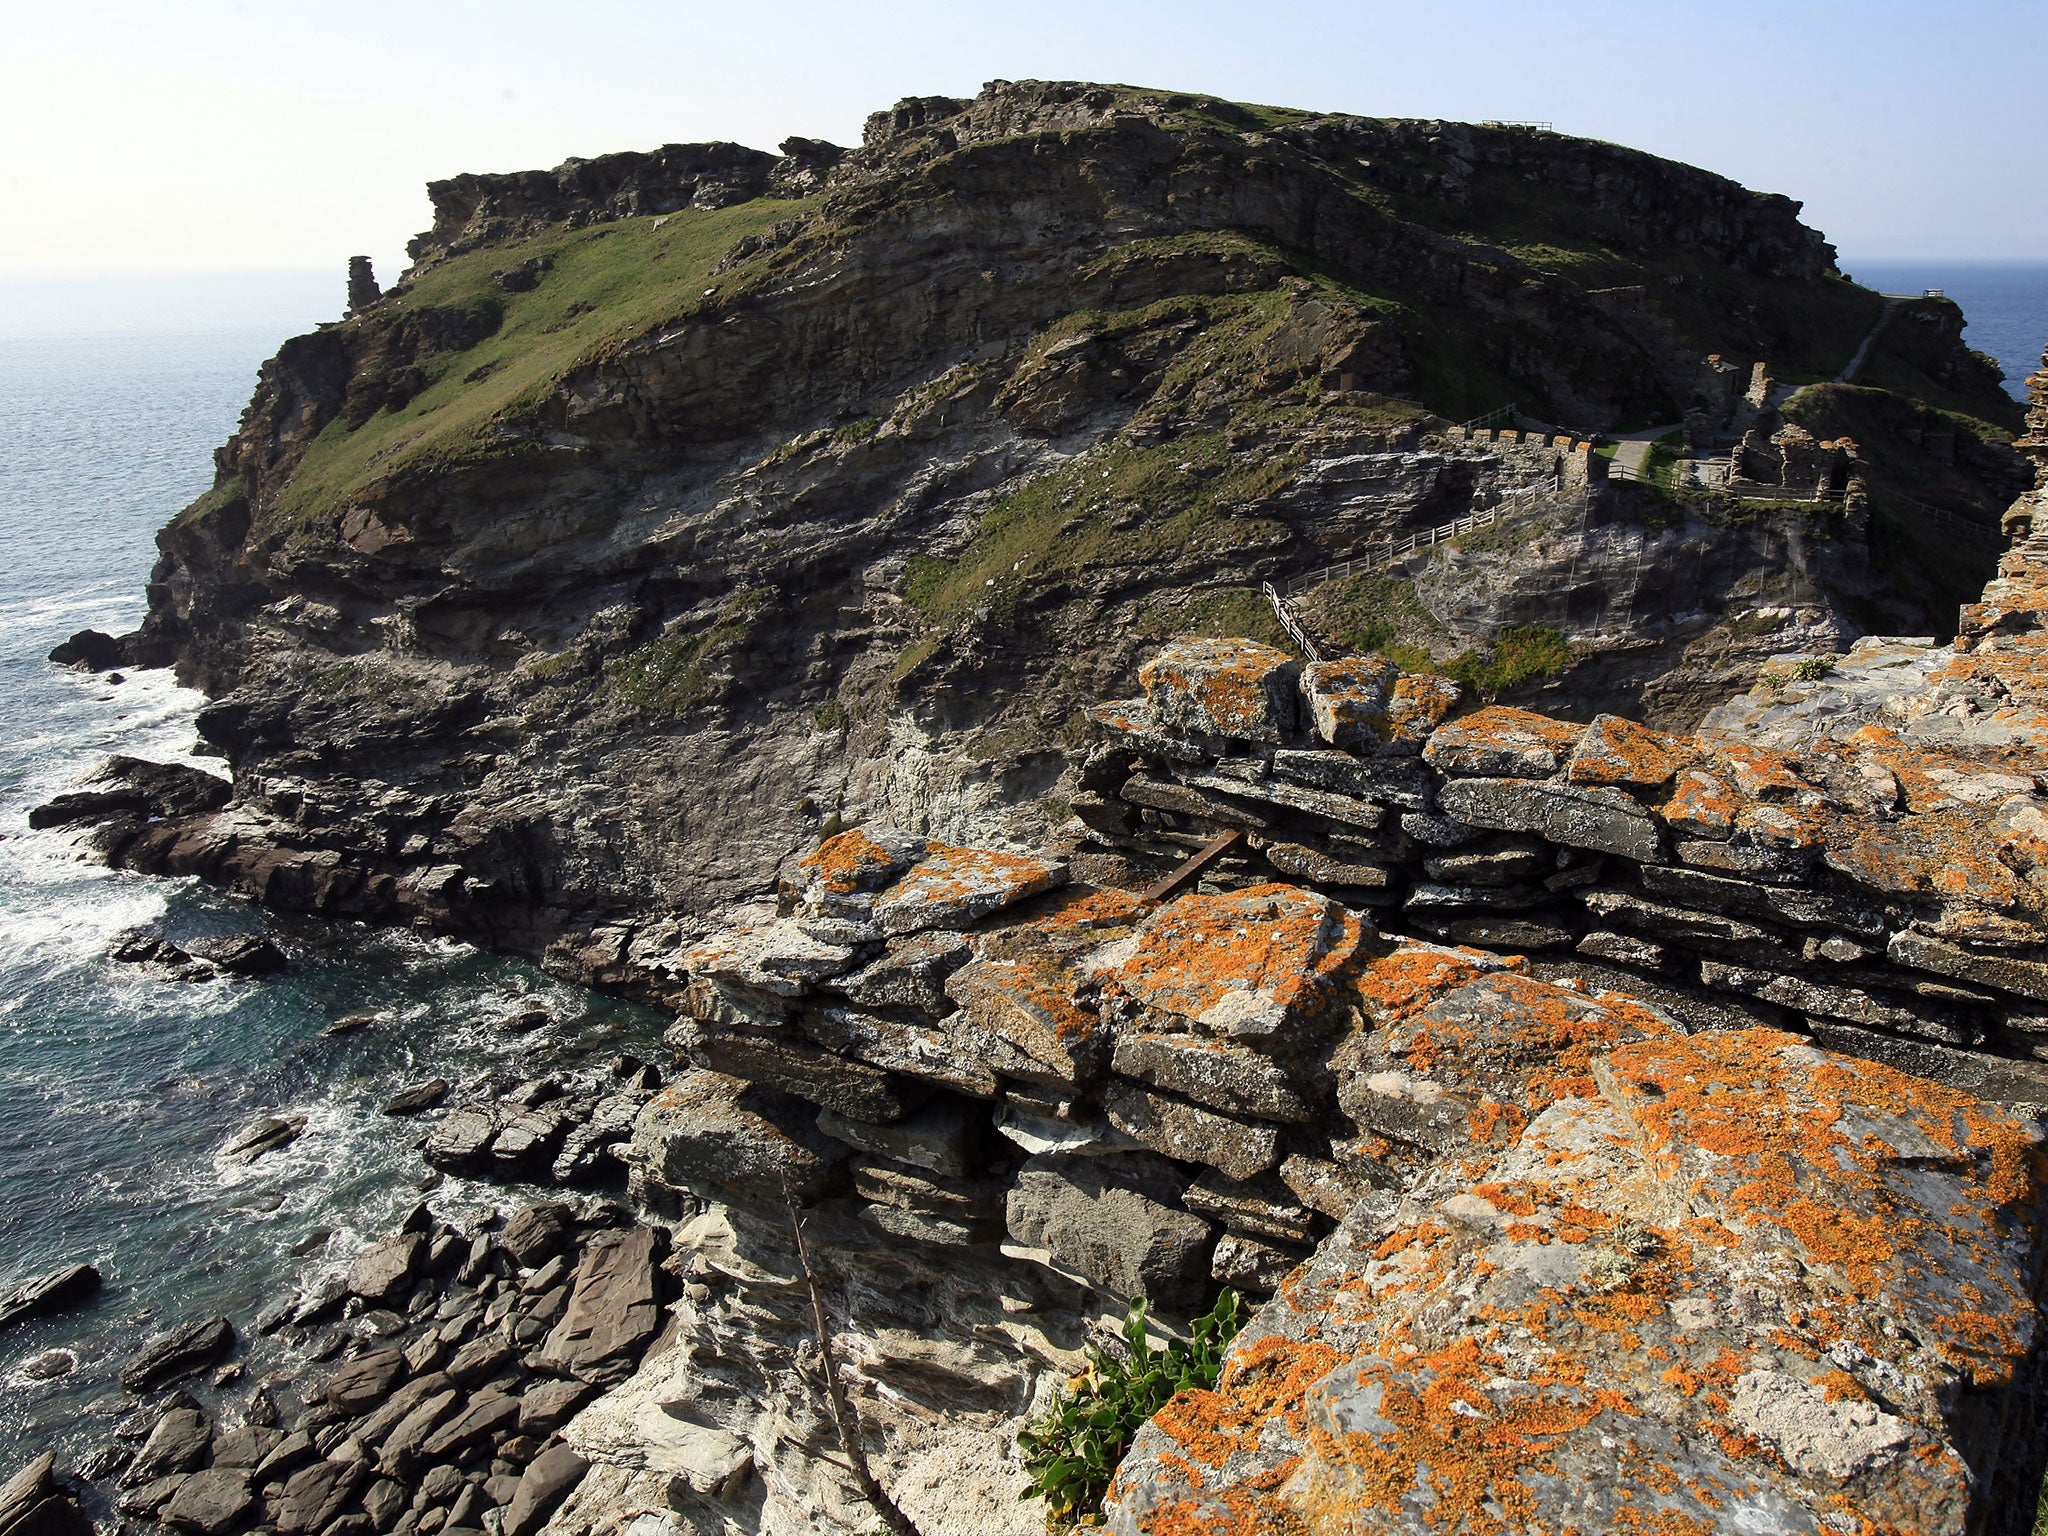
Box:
1261;581;1326;662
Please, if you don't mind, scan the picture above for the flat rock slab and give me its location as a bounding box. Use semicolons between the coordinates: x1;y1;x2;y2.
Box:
0;1263;100;1331
120;1316;234;1392
1105;884;1365;1038
345;1232;425;1306
1423;705;1584;777
871;843;1067;935
1438;774;1663;862
786;826;928;916
535;1226;663;1386
220;1113;307;1163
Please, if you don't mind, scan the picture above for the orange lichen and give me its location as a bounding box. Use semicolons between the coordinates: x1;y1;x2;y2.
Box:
1149;1334;1344;1470
1109;884;1365;1030
1567;714;1694;789
794;826;917;893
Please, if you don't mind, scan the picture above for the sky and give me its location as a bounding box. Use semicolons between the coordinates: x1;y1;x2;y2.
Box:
0;0;2041;288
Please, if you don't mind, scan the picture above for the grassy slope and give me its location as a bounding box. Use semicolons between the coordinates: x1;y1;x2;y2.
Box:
276;198;816;520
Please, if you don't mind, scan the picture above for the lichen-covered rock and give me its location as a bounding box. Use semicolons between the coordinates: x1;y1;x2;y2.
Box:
1438;774;1663;862
682;919;861;999
1107;1028;2048;1536
784;826;927;917
871;843;1067;934
1104;884;1367;1038
1139;638;1302;744
1423;705;1584;777
1300;656;1399;751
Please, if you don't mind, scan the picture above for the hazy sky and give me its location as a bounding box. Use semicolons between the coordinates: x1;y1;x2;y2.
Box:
2;0;2041;285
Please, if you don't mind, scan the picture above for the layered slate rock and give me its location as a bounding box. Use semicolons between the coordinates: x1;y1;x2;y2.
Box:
1107;1026;2048;1536
1081;630;2048;1097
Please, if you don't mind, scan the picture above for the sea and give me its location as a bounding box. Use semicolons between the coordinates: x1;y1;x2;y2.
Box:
0;274;662;1472
0;259;2041;1473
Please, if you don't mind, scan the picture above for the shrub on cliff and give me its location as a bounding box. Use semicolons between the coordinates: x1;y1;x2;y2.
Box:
1018;1289;1246;1526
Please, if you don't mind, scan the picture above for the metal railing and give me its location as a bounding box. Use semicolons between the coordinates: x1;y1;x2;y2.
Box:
1280;484;1592;597
1482;120;1554;130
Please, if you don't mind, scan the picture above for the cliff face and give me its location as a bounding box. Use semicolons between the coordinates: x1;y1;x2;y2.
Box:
113;79;2023;976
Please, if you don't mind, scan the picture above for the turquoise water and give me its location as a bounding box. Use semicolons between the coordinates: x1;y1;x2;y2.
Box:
1847;259;2048;402
0;283;663;1465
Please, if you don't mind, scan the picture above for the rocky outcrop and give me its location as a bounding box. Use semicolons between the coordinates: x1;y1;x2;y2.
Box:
61;80;2016;994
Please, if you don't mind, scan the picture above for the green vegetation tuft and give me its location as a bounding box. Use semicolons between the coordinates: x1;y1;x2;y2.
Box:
604;588;768;714
277;198;817;521
1019;1291;1247;1525
1445;625;1575;696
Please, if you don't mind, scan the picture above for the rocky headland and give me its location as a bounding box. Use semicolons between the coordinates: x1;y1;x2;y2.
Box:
21;79;2048;1536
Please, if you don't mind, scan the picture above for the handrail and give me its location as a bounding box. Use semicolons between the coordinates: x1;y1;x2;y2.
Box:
1456;402;1519;432
1262;580;1326;662
1280;483;1590;597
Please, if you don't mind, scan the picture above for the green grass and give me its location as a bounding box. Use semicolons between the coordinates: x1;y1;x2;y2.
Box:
274;198;817;523
603;588;768;714
1446;625;1575;696
1300;573;1449;659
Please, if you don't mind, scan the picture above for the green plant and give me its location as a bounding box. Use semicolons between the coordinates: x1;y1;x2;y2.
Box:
1019;1290;1247;1525
1444;625;1574;696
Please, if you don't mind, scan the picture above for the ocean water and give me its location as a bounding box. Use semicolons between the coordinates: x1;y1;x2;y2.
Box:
0;280;664;1468
1846;259;2048;402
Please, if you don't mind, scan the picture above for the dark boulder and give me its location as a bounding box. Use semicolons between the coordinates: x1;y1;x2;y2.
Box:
120;1316;235;1392
47;628;126;671
0;1263;100;1332
29;756;230;831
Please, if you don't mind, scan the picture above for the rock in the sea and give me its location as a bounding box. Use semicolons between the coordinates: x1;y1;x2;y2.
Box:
27;755;230;831
382;1077;449;1115
219;1113;307;1163
423;1105;500;1169
47;627;126;671
119;1315;234;1392
184;933;288;975
0;1262;100;1332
